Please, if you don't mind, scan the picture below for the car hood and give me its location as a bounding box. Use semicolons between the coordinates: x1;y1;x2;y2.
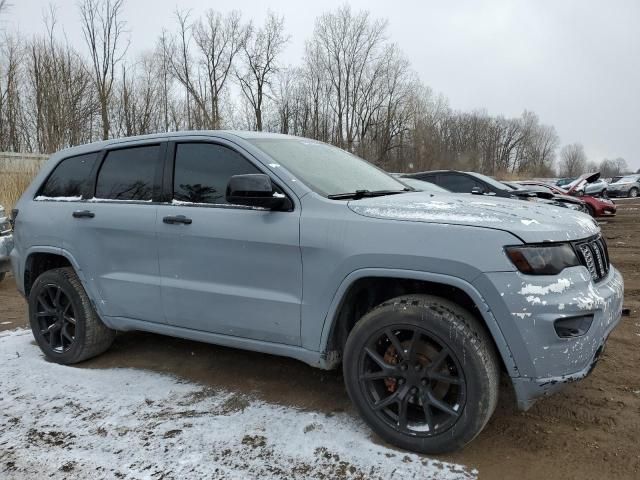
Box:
348;192;599;243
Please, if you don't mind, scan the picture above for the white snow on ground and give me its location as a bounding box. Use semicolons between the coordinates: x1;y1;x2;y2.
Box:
0;330;476;480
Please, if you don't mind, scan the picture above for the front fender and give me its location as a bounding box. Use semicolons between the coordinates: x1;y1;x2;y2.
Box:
317;267;519;377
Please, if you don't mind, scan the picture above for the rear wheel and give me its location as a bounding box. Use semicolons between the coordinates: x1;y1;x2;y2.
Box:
343;295;499;454
28;267;115;364
629;187;638;198
586;203;596;217
0;272;5;283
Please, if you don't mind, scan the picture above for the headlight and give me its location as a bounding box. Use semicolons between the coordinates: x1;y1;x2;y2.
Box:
505;243;580;275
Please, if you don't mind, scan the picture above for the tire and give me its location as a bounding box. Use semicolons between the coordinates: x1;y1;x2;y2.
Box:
0;272;5;283
28;267;116;364
586;203;596;217
629;187;638;198
343;294;499;454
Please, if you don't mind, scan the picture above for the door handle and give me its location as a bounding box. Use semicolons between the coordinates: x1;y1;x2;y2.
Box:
163;215;192;225
72;210;95;218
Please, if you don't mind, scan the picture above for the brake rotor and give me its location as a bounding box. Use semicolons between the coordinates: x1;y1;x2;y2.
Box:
382;338;452;399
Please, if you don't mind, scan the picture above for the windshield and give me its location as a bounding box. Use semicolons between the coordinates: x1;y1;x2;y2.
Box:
248;138;407;197
616;175;640;183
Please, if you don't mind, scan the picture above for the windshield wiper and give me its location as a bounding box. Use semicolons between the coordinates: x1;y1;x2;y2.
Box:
327;188;411;200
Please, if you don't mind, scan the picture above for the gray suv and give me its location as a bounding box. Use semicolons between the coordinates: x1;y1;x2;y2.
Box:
10;131;624;454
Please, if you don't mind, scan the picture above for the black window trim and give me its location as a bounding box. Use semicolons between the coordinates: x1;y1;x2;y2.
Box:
86;141;167;205
34;151;101;201
164;139;295;212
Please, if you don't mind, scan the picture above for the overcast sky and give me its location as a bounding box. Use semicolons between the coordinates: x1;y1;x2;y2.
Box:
6;0;640;169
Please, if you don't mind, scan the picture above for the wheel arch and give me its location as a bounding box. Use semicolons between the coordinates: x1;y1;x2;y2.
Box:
22;247;103;316
319;268;518;377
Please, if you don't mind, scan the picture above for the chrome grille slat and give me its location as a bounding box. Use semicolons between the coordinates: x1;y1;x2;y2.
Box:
574;236;610;282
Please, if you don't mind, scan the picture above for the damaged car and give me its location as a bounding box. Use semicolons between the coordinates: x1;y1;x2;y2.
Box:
9;132;624;454
0;204;13;283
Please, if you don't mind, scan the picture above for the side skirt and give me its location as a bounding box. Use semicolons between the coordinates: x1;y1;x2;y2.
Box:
104;316;330;370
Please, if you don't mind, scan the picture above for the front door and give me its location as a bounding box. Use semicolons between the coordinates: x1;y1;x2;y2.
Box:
156;141;302;345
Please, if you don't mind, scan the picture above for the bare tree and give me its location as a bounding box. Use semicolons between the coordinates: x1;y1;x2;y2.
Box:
169;9;248;129
309;5;388;150
559;143;587;177
236;12;288;131
79;0;128;140
26;10;96;152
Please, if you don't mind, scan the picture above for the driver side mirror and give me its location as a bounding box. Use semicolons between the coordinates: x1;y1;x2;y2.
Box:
226;174;291;210
471;186;483;195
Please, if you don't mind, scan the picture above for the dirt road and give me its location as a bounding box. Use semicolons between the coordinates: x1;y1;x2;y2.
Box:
1;202;639;479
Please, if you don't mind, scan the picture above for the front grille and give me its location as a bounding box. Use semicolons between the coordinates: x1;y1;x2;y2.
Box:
574;236;610;282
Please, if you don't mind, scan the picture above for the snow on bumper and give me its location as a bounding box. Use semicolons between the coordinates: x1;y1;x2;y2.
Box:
481;266;624;409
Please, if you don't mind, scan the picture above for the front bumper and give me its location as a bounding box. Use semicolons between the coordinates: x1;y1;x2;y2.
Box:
477;266;624;410
0;233;13;273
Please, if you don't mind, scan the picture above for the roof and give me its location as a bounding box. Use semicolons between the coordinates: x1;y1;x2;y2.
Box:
48;130;300;159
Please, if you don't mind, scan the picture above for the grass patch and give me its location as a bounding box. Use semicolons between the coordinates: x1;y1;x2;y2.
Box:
0;157;46;211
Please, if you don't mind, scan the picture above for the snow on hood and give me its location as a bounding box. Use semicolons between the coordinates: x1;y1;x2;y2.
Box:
349;191;600;243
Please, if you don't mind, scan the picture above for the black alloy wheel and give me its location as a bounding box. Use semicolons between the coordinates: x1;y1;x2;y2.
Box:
359;326;466;436
34;283;77;353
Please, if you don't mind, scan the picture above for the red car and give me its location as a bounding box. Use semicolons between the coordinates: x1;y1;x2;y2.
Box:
518;176;616;217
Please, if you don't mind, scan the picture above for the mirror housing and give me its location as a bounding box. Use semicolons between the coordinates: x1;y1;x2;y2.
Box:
226;174;289;210
471;186;483;195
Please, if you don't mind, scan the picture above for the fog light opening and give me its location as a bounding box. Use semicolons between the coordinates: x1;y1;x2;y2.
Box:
554;315;594;338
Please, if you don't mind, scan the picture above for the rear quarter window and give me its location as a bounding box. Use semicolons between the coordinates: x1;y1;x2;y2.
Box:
38;153;98;198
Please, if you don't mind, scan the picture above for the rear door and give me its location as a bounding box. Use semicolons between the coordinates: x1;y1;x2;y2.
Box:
156;139;303;345
66;142;165;324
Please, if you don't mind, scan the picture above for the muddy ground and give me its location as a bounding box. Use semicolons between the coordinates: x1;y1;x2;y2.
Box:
1;201;639;479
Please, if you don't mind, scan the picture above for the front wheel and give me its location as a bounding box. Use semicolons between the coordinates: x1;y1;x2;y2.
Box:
343;295;499;454
0;272;5;283
629;187;638;198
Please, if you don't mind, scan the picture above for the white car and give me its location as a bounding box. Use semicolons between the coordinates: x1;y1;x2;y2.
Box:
0;204;12;283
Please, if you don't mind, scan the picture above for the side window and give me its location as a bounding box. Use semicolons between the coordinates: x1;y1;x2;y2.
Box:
173;143;261;205
438;174;478;193
96;145;161;201
39;153;98;198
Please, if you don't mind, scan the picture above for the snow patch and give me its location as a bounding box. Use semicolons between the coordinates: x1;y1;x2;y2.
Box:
0;330;475;480
519;278;572;296
34;195;82;202
521;219;539;226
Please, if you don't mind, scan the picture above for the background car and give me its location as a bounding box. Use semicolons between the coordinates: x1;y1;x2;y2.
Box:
606;174;640;198
503;181;588;213
405;170;532;198
0;204;12;283
519;178;616;217
562;174;608;196
556;177;574;187
395;176;451;193
405;170;579;210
